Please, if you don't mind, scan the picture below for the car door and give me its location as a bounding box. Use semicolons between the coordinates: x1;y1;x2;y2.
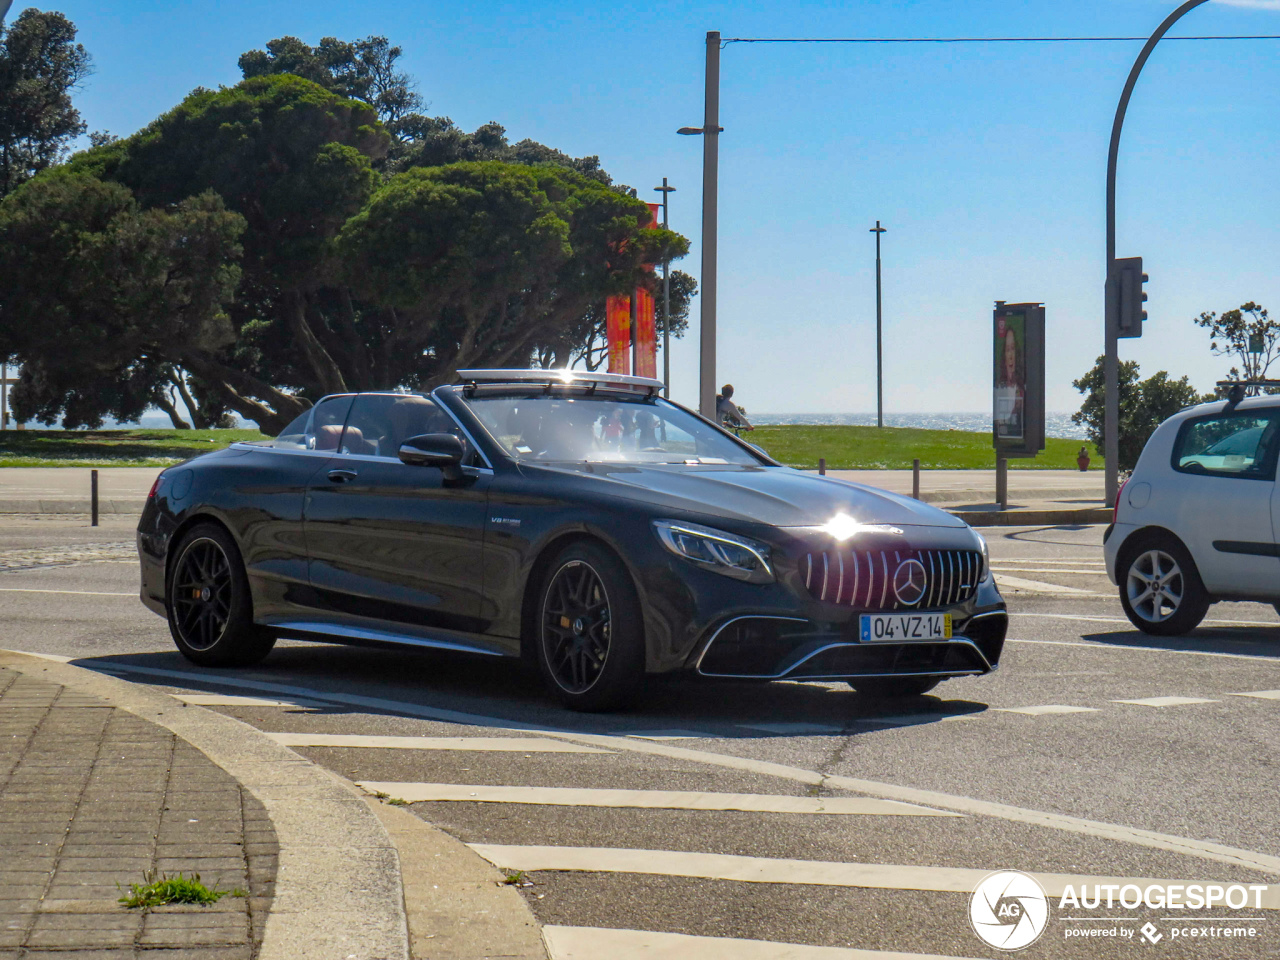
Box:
1169;410;1280;598
238;394;354;622
303;393;496;642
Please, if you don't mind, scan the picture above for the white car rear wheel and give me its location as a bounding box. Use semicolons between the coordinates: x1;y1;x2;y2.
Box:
1118;537;1208;636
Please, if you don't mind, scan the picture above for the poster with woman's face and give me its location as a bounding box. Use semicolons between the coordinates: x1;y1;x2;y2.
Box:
994;313;1026;440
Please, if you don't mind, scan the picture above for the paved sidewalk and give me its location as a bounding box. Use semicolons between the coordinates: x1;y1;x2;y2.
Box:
0;666;276;958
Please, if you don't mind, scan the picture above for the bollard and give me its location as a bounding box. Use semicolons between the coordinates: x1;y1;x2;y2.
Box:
912;458;920;500
996;457;1008;510
90;469;99;527
818;458;826;476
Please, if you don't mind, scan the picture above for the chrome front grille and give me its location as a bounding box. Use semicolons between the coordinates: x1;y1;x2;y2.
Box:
802;548;983;610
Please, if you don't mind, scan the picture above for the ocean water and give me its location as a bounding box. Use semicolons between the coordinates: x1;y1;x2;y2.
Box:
752;412;1088;440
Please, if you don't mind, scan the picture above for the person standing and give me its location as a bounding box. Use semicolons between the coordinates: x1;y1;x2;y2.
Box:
715;384;753;432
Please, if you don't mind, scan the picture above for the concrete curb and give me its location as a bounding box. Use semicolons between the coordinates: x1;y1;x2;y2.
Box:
368;798;547;959
0;650;410;960
951;506;1113;527
0;498;146;515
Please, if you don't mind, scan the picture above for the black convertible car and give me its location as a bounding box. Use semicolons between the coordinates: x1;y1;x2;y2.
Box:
137;369;1007;710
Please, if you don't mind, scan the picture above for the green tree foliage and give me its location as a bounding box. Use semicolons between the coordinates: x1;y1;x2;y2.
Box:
1194;302;1279;394
1072;357;1211;471
238;35;425;141
0;173;245;429
0;8;91;199
336;161;687;389
2;39;691;432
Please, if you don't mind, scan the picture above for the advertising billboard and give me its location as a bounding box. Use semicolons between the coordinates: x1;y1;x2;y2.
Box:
993;302;1045;458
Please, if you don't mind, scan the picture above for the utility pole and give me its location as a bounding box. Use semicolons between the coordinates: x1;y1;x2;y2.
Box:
1104;0;1207;505
870;221;887;428
679;31;722;419
654;178;676;396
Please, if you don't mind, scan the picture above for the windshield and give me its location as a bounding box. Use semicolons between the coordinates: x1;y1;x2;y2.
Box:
462;393;764;465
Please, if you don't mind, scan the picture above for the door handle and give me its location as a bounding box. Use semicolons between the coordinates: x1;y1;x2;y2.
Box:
327;469;358;483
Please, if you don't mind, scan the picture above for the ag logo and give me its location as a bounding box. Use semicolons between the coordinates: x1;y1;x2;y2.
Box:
969;870;1049;950
892;558;927;606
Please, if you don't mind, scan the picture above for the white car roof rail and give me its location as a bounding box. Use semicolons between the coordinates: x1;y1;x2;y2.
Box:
455;368;665;394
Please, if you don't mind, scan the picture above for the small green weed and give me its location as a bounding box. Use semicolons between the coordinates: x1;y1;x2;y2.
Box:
502;869;533;887
118;871;239;908
387;797;409;806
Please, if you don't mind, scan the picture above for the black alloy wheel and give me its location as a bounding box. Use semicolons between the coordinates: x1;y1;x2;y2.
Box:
171;537;233;651
536;541;644;711
167;523;275;667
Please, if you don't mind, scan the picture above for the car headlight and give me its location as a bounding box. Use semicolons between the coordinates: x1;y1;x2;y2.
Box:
653;520;774;584
975;532;990;581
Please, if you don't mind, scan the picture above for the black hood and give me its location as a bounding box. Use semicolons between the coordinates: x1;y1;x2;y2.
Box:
523;462;967;529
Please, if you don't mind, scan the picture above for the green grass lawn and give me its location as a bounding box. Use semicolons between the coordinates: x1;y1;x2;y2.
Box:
0;428;266;467
0;423;1097;470
750;425;1099;470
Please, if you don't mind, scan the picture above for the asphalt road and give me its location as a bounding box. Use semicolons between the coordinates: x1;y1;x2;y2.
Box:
2;514;1279;959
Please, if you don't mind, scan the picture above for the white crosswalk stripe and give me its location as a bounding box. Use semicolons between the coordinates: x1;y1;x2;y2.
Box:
1112;696;1220;708
173;693;326;708
1231;689;1280;700
470;845;1280;907
738;723;844;735
357;782;958;816
268;733;612;753
543;926;984;960
993;704;1099;716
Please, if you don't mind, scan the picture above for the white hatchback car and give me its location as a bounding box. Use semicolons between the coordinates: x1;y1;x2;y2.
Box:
1105;395;1280;635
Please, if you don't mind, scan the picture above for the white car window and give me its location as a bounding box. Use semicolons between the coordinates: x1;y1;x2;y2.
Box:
1173;414;1280;480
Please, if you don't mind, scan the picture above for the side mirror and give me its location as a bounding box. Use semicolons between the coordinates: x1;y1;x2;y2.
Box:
399;433;466;479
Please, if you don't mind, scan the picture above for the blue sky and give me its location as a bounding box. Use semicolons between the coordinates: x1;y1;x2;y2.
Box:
32;0;1280;415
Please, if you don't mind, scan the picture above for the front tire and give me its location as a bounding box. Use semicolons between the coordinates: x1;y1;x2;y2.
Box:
535;541;645;712
1118;534;1209;636
848;677;941;699
167;523;275;667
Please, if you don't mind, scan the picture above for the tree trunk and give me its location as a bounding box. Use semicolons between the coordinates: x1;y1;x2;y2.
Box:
169;370;207;429
289;293;348;395
177;353;310;435
153;389;191;430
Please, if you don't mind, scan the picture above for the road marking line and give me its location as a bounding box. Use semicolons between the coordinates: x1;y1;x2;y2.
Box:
356;783;957;817
1007;638;1280;664
173;693;326;708
993;705;1100;716
48;656;1280;875
270;733;611;753
990;567;1109;575
625;730;712;740
472;845;1280;908
1012;612;1280;627
738;722;844;735
543;925;983;960
990;558;1106;565
0;587;135;597
1230;690;1280;700
1112;696;1219;708
856;713;977;726
993;574;1101;595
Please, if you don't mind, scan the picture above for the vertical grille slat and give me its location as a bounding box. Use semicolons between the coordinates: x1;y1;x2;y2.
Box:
803;547;983;611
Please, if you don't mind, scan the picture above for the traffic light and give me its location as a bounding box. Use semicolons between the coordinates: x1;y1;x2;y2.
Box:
1108;256;1148;339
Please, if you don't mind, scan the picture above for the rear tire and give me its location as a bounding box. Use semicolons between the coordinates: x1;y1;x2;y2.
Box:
848;677;941;699
534;541;645;712
167;523;275;667
1117;533;1209;636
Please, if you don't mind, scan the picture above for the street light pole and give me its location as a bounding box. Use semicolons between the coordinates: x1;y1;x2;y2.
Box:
870;221;887;428
1104;0;1208;505
679;32;722;419
654;178;676;396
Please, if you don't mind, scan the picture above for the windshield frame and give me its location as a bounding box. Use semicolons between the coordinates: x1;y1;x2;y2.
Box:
445;385;777;468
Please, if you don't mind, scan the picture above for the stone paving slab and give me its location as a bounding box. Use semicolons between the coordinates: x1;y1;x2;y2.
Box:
0;667;277;958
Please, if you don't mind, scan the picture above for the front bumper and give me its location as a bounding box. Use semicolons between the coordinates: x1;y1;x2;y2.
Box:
692;602;1006;681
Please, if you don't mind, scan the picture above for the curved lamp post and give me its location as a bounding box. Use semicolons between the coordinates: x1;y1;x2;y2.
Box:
1104;0;1209;504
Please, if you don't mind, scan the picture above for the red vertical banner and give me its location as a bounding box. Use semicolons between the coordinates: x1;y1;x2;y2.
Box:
633;201;661;379
606;294;631;374
634;287;656;378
